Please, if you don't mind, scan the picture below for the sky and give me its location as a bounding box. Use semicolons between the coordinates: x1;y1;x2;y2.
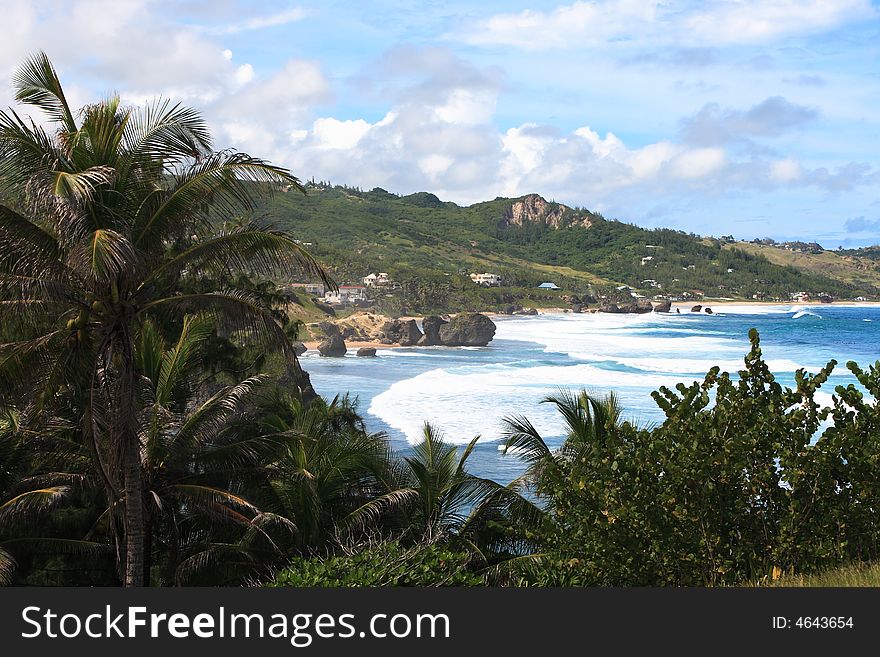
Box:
1;0;879;246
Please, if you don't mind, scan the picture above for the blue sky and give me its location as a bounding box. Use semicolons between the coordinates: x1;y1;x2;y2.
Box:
2;0;879;245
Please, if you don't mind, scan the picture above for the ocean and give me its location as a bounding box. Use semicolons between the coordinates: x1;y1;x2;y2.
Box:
301;304;880;484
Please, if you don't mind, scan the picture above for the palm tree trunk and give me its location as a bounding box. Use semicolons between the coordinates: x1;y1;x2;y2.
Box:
123;447;145;587
113;329;146;587
143;516;152;587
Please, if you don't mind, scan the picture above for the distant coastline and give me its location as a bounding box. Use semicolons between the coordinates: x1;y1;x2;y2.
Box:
301;300;880;354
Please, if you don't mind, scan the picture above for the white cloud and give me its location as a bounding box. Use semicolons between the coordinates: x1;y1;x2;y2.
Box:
234;64;254;85
770;157;803;183
202;7;307;35
684;0;875;45
462;0;661;50
432;89;496;125
668;147;727;179
312;117;372;149
460;0;877;49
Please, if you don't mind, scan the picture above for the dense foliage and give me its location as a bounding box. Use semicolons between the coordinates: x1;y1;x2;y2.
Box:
500;330;880;586
270;540;484;587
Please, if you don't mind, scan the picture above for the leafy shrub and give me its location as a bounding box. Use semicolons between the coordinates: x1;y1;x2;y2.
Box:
268;540;485;587
505;330;880;586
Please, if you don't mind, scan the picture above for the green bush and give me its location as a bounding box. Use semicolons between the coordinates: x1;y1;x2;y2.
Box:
268;540;485;587
505;330;880;586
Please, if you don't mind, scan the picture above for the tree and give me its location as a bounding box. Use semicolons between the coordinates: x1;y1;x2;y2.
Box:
349;424;538;552
133;316;294;585
248;391;394;554
0;53;330;586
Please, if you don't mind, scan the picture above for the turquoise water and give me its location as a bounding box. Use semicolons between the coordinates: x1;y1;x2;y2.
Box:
302;304;880;483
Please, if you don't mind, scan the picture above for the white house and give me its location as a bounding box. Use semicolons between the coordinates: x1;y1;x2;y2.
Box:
470;272;502;287
324;285;368;304
289;282;326;297
537;282;560;290
641;256;654;265
362;272;392;287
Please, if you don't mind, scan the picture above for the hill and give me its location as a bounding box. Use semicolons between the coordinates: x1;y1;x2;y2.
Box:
729;242;880;293
258;184;879;311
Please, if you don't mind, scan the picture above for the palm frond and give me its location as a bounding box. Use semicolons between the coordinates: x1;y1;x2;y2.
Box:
140;226;333;292
51;166;116;204
0;486;70;519
0;109;65;190
122;99;211;164
66;228;138;282
141;290;293;356
132;151;303;248
343;488;419;529
155;314;213;406
500;414;552;465
168;376;266;467
12;52;77;131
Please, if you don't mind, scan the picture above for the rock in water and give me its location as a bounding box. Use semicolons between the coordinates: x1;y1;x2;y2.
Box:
617;300;653;314
418;315;448;346
691;305;703;313
704;307;713;314
380;318;424;346
652;300;672;313
293;341;307;356
356;347;377;357
438;313;496;346
598;303;623;313
318;333;347;357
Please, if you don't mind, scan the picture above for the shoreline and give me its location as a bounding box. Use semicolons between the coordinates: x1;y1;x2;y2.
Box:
303;301;880;352
302;339;402;351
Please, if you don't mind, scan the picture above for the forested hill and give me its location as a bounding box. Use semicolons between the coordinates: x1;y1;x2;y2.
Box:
258;183;880;300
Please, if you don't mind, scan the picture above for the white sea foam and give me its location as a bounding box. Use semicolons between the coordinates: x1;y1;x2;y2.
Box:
495;312;746;363
368;362;692;444
365;308;862;445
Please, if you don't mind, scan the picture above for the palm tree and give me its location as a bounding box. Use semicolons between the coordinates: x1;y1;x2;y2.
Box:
107;315;302;585
0;53;330;585
0;407;104;584
502;388;625;493
251;392;394;553
349;424;535;548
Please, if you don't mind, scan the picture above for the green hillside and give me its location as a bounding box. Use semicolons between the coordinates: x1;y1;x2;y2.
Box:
259;183;879;307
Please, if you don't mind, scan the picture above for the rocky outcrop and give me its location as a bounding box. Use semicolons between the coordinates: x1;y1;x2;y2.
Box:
652;300;672;313
704;307;713;314
418;315;448;346
293;341;307;357
502;194;592;230
691;305;703;313
380;318;423;346
599;300;653;314
356;347;377;357
317;324;346;357
515;308;538;316
277;363;317;403
318;333;346;357
571;304;582;313
437;313;496;346
620;300;654;314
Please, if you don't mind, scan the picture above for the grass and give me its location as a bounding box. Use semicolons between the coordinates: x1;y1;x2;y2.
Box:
728;242;880;292
755;562;880;587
